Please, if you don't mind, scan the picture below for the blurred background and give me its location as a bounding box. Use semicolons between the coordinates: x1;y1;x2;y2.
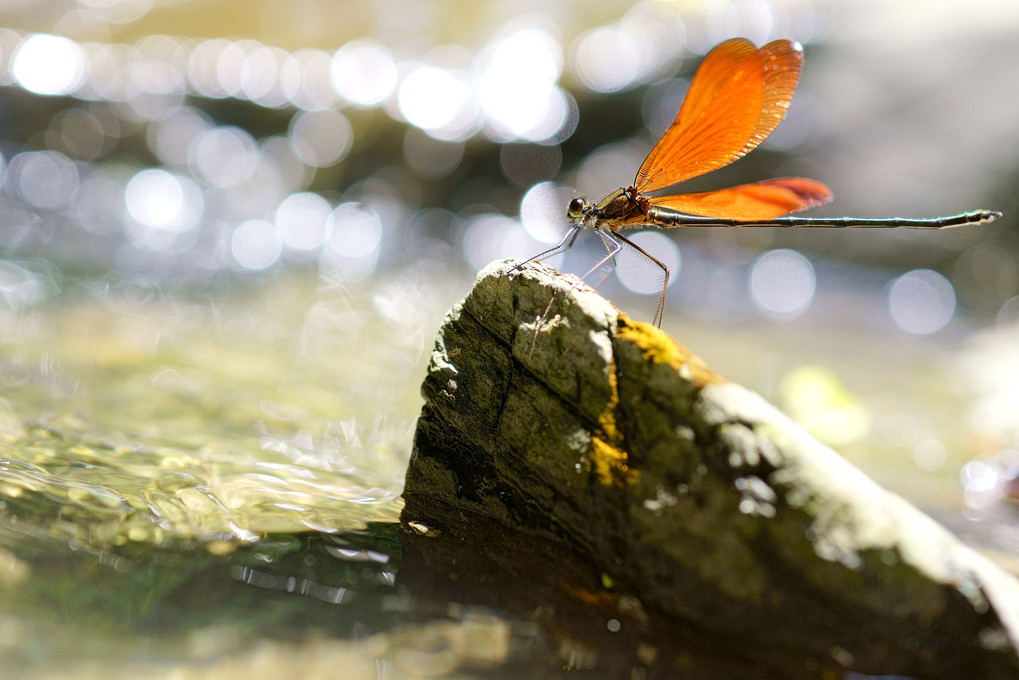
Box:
1;0;1018;677
0;0;1015;316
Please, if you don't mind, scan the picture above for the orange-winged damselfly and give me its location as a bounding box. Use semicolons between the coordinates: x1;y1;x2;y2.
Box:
514;38;1001;327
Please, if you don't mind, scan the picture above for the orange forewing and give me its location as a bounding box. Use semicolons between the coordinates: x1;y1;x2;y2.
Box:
634;39;804;193
648;177;833;220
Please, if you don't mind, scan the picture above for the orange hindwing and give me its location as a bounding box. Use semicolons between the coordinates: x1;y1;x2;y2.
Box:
648;177;832;220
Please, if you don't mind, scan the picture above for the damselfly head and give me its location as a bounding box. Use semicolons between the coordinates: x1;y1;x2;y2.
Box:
567;196;588;222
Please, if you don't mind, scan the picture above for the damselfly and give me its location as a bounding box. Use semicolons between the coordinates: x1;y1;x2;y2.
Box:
514;38;1001;327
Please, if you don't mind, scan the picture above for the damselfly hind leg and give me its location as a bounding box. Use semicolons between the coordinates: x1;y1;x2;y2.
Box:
614;231;670;328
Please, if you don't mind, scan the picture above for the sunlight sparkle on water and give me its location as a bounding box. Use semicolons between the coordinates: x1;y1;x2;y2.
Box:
749;249;816;319
289;48;341;110
7;151;79;210
232;219;283;271
12;34;87;96
322;203;383;280
398;65;477;140
188;126;258;187
328;203;382;260
462;214;523;271
187;38;231;98
520;182;573;244
330;39;397;107
215;40;257;98
961;459;1000;509
128;35;188;96
149;106;212;166
275;192;332;253
574;27;640;93
240;45;298;107
887;269;956;335
125;169;185;228
289;109;352;168
124;169;203;253
476;28;568;142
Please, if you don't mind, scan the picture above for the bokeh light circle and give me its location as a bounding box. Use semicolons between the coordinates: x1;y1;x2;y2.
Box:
125;169;185;228
520;182;573;244
12;34;87;96
331;40;397;107
328;202;382;259
231;219;282;271
7;151;80;210
573;27;640;93
476;28;567;142
322;203;383;280
887;269;956;335
275;192;332;252
462;213;522;271
289;109;353;168
398;65;477;140
749;249;816;319
188;126;258;187
123;169;204;252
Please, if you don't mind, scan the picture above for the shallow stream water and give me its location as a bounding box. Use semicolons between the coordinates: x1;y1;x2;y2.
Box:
0;267;1016;679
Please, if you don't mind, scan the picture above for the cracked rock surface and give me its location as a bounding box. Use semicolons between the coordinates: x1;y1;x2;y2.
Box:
402;259;1019;678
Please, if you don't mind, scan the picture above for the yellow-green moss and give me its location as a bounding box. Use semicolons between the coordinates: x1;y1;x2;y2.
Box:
587;350;638;487
616;316;724;387
589;436;635;487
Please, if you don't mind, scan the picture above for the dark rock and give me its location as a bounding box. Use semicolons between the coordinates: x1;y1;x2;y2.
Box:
402;259;1019;678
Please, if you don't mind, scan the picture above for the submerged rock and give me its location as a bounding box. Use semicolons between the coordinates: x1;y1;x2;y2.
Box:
401;259;1019;678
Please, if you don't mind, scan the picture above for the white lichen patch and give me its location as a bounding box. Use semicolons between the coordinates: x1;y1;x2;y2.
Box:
734;476;778;518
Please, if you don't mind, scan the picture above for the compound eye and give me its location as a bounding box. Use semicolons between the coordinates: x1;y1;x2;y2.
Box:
567;197;586;219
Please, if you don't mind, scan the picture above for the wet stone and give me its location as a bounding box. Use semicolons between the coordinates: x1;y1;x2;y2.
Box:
402;259;1019;679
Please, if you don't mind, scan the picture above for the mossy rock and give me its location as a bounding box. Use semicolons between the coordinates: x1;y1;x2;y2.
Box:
403;259;1019;678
